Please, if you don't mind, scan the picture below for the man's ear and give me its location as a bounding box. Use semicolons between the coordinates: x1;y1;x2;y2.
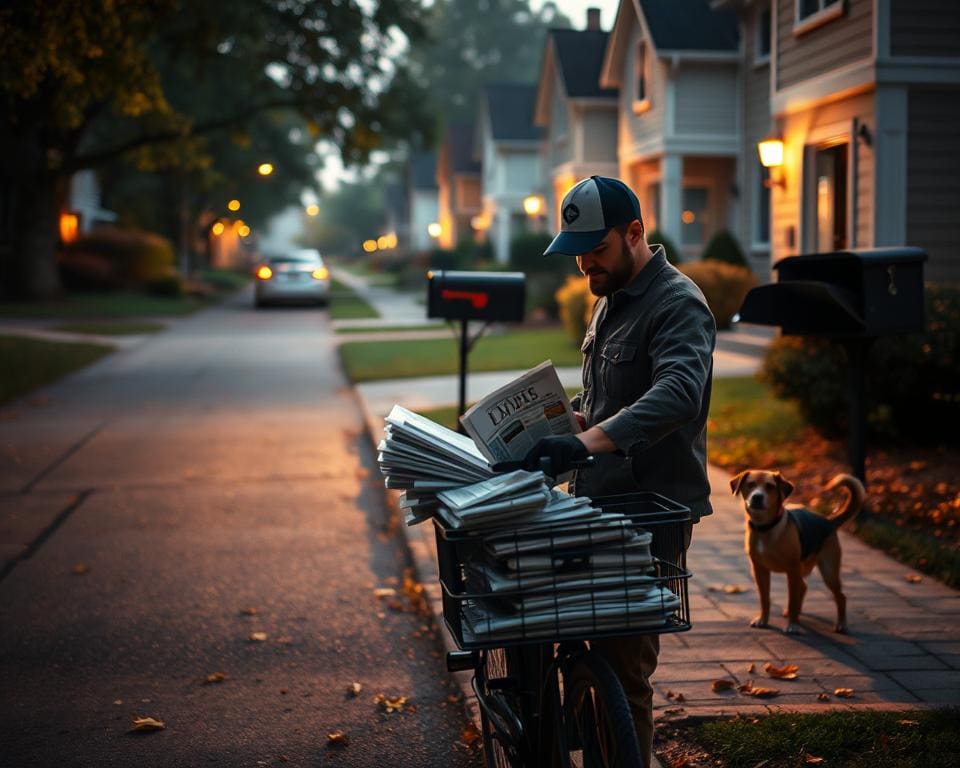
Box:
730;470;750;496
775;472;795;501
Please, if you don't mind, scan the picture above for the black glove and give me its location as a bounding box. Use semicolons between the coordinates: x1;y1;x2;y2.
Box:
522;435;589;476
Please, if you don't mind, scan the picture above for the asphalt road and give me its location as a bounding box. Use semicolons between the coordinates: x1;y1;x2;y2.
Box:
0;290;481;767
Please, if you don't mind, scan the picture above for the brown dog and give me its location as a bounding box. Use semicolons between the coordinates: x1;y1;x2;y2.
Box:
730;470;866;634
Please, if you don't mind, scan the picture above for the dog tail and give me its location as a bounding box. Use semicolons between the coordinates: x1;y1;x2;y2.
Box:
824;474;866;529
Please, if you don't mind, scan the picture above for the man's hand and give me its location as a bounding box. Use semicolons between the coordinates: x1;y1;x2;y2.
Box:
523;435;589;476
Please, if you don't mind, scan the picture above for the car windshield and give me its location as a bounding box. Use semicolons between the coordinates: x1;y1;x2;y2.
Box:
268;252;322;266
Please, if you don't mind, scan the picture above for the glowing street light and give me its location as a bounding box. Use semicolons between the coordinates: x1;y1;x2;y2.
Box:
227;199;240;211
523;194;544;216
238;224;251;237
257;162;274;176
362;239;378;253
427;222;442;239
211;221;225;236
305;203;320;217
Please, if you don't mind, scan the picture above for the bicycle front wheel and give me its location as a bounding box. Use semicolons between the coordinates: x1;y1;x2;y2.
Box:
563;652;644;768
478;647;522;768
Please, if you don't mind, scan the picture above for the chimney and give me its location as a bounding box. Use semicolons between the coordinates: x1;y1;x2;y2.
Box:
586;7;601;31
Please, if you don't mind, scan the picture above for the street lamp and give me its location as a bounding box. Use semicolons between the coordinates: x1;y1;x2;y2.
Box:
238;224;251;237
305;203;320;217
211;221;225;236
227;199;241;211
427;222;442;239
362;239;378;253
257;162;274;176
523;194;544;217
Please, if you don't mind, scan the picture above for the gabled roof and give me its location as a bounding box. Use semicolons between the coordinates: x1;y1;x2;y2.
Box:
443;121;481;176
409;151;437;190
481;84;543;143
601;0;739;88
552;29;618;99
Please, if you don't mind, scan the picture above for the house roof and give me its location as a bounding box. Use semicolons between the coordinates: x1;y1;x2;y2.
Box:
552;29;618;99
444;121;481;175
409;151;437;190
482;84;543;142
640;0;738;52
600;0;739;89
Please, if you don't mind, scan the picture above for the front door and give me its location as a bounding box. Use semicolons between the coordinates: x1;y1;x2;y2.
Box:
814;143;848;252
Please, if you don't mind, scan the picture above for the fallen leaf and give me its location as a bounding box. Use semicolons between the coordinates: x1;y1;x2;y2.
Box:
204;672;227;684
327;730;349;746
347;682;362;697
711;679;736;692
897;719;920;727
113;700;123;706
460;725;480;746
276;636;293;644
72;562;90;575
130;716;165;733
804;754;826;765
747;663;756;673
240;607;257;616
373;587;396;598
249;631;268;642
833;688;855;698
374;693;407;713
817;693;830;702
905;573;923;583
674;692;686;703
723;584;747;594
739;681;779;698
763;663;799;680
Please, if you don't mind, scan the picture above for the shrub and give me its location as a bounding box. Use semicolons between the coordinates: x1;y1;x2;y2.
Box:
702;228;750;269
646;229;681;265
761;283;960;442
61;227;175;288
427;248;471;271
143;271;183;296
510;232;579;319
57;251;123;292
677;260;758;330
555;275;599;343
508;232;555;272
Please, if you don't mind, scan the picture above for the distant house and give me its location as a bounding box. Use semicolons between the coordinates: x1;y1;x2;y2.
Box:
535;9;619;231
601;0;740;260
717;0;960;282
475;84;544;264
408;151;439;253
382;179;409;253
436;122;482;250
65;170;117;238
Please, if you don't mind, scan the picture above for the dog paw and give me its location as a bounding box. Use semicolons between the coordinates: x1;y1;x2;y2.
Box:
834;623;847;634
784;622;802;634
750;617;769;628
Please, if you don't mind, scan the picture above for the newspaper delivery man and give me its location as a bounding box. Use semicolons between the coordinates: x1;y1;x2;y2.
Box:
521;176;716;764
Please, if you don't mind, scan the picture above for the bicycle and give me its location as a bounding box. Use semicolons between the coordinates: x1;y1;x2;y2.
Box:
434;490;691;768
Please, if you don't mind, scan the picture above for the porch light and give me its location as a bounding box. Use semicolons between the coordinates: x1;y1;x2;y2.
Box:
757;137;786;188
59;212;79;243
211;221;225;236
427;222;442;238
305;203;319;216
523;195;544;216
257;162;274;176
238;224;251;237
227;199;240;211
362;239;378;253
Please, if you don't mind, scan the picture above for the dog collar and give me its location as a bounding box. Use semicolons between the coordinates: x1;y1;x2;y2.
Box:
748;508;784;533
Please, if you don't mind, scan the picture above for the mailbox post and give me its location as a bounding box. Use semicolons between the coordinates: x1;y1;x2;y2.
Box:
738;247;927;482
426;270;526;429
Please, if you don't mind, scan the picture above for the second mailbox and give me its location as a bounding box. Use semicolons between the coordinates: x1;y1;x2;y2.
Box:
427;270;526;323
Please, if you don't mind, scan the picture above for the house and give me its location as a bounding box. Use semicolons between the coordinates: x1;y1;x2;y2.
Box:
435;122;482;250
408;151;439;253
62;170;117;242
474;84;544;264
534;8;620;232
601;0;741;260
717;0;960;282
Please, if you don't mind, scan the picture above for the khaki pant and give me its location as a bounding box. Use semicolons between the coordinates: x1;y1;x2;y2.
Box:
591;522;693;766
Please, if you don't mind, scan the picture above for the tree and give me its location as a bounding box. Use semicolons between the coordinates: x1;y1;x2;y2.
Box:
0;0;432;298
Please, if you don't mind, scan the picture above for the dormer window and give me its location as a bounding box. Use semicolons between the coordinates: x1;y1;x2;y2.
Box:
795;0;844;35
633;40;650;115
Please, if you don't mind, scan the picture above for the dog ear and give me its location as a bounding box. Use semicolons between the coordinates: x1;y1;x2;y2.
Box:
730;470;750;495
775;473;795;501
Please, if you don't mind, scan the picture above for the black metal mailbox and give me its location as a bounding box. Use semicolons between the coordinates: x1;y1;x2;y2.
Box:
738;247;926;337
427;270;526;323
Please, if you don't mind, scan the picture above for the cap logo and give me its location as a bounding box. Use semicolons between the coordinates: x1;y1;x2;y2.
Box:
562;204;580;225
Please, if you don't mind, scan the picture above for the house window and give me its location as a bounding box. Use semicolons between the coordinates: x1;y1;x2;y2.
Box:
681;187;709;247
814;143;848;252
795;0;843;34
647;182;661;230
633;41;650;114
755;163;771;246
755;4;771;64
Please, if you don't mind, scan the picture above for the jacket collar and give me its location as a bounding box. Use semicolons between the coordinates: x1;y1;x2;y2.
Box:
609;245;668;308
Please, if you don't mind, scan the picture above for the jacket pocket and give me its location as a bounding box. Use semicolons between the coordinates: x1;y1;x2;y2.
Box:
599;340;638;402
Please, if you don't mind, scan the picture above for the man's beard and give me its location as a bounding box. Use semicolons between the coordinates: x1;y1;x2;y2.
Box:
585;238;634;297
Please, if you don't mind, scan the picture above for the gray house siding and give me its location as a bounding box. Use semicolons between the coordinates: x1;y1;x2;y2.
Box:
674;65;739;136
890;0;960;58
743;4;774;270
581;108;618;163
776;0;873;90
551;84;573;166
906;88;960;282
620;20;666;157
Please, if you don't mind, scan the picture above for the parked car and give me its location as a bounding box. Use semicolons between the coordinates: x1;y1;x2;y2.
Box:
254;249;330;307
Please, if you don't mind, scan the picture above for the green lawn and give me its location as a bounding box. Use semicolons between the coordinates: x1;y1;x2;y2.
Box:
335;324;444;334
0;292;209;318
0;335;113;405
51;321;165;336
688;710;959;768
339;327;580;382
329;278;380;320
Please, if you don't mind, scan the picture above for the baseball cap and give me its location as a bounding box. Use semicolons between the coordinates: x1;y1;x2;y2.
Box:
543;176;642;256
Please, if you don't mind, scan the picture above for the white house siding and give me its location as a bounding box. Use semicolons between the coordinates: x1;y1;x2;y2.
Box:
504;151;540;191
776;90;874;261
580;108;618;164
906;87;960;282
619;20;666;164
410;190;438;252
674;66;738;137
551;85;573;166
776;0;873;91
890;0;960;57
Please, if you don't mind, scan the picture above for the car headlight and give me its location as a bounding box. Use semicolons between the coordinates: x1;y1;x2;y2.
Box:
256;265;273;280
311;267;329;280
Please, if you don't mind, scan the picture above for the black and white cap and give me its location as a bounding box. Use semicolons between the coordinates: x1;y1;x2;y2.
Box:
543;176;642;256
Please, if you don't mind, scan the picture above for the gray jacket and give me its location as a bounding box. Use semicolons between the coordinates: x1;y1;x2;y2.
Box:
570;247;716;521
